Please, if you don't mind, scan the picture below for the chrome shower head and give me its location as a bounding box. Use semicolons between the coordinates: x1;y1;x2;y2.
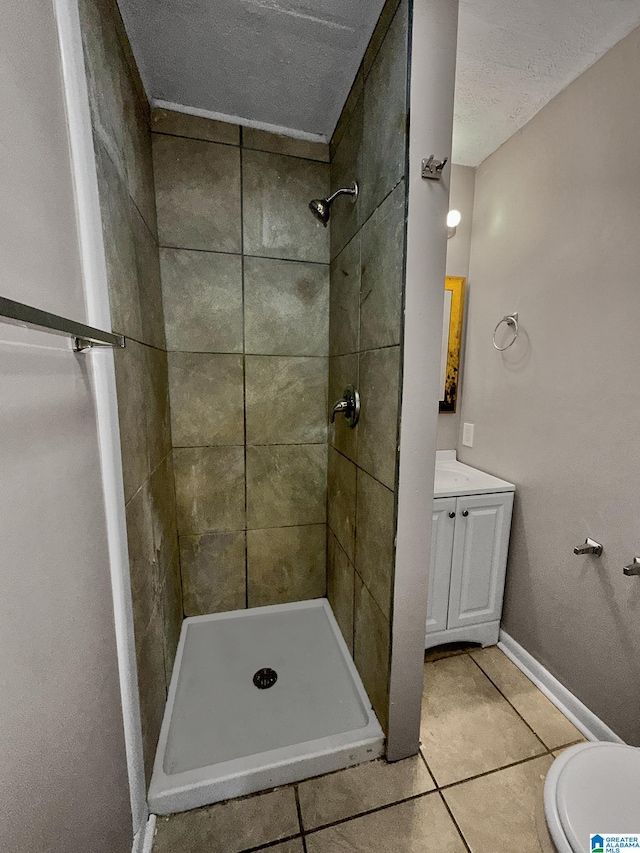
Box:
309;197;331;226
309;182;358;227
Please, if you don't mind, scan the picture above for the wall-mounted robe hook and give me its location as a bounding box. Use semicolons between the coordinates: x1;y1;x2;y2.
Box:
421;155;448;180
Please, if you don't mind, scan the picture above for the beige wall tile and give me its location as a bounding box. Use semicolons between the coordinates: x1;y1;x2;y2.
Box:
161;545;183;684
299;756;434;830
330;66;363;156
470;647;584;750
327;532;355;652
151;109;240;145
145;346;172;474
125;481;167;784
327;448;357;561
121;68;157;237
359;181;405;351
246;445;327;529
180;532;246;616
174;446;245;534
443;755;555;853
328;354;359;464
132;205;165;349
78;0;128;184
330;94;363;261
168;353;244;447
242;149;329;263
94;140;142;343
354;576;390;731
306;791;466;853
359;0;408;222
149;456;183;684
161;248;243;353
245;356;327;445
330;234;361;356
247;525;326;607
153;787;299;853
243;127;329;162
153;134;241;252
355;469;395;619
357;346;400;489
113;342;148;502
421;655;546;786
361;0;402;78
244;257;329;356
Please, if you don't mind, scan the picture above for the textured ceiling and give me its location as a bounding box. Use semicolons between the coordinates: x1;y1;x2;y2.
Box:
118;0;386;141
454;0;640;165
119;0;640;159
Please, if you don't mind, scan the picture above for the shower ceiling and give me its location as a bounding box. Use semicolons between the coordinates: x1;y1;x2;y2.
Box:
117;0;386;142
118;0;640;160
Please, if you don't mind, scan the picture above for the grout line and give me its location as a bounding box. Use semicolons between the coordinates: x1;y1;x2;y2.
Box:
239;133;249;610
329;177;403;264
150;129;329;166
329;342;401;357
466;653;549;752
437;752;554;793
329;444;395;495
151;129;240;149
438;791;472;853
173;442;328;449
158;243;330;268
168;351;329;359
297;788;443;838
237;833;304;853
294;785;306;838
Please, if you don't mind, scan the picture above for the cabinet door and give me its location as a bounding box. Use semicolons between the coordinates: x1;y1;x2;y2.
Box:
426;497;457;634
447;492;514;629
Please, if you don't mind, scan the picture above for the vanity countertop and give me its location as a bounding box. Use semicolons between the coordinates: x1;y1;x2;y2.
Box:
434;451;515;498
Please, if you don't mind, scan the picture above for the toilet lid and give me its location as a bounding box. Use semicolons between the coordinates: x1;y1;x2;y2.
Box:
556;744;640;851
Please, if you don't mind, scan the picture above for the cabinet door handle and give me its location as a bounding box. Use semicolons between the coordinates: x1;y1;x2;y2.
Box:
461;509;469;517
449;511;456;518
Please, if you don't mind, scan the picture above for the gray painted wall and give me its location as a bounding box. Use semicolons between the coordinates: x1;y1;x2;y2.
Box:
0;0;131;848
437;163;476;451
327;0;409;734
151;112;331;616
459;25;640;745
78;0;182;784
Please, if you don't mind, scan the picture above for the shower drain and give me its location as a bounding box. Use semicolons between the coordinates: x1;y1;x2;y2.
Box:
253;667;278;689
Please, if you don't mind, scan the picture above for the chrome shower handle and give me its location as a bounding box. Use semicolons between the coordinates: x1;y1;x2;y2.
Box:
331;385;360;429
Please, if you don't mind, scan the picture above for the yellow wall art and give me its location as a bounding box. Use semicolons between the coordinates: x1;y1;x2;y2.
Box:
439;276;466;414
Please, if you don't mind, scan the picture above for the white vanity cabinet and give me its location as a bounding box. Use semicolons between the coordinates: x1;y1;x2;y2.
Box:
427;453;515;649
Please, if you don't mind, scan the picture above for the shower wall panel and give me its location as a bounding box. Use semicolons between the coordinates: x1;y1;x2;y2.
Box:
78;0;182;784
151;113;331;616
327;0;410;733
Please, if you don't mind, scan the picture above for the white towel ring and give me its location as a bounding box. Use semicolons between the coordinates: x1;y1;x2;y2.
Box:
493;312;519;351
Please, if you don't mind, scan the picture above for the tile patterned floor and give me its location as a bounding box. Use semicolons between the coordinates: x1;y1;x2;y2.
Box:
152;645;586;852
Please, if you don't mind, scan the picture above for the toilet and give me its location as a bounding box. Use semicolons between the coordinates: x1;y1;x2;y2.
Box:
543;742;640;852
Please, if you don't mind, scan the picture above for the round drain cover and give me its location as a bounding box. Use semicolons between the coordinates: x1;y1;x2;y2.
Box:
253;667;278;689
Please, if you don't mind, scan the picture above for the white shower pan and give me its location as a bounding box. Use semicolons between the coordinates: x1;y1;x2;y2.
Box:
148;598;384;814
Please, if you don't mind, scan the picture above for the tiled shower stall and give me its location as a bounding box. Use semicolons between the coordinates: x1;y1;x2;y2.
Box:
80;0;410;779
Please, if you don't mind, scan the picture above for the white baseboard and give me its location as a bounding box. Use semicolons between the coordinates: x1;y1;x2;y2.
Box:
132;814;156;853
498;630;624;745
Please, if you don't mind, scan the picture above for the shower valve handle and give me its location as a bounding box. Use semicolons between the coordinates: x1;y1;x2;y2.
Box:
331;385;360;429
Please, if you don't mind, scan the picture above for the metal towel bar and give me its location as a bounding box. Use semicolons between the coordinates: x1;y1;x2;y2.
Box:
0;295;125;351
492;312;518;351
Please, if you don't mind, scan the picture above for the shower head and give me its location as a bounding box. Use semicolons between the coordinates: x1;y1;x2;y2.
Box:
309;197;331;226
309;182;358;227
